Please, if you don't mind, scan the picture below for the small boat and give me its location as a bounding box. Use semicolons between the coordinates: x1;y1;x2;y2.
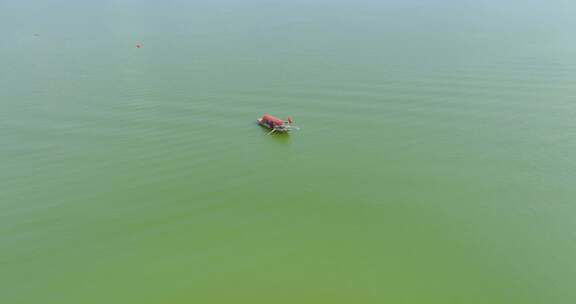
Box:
257;114;298;134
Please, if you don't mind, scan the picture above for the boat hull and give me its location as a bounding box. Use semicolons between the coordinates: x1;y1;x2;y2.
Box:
257;118;290;132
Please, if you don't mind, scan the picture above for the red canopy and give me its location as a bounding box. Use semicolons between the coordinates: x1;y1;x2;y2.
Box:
262;114;285;126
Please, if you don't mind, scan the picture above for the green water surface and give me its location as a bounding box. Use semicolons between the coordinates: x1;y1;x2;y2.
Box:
2;1;576;303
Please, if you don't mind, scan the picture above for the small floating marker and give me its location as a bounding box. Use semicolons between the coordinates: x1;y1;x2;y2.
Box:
136;42;142;48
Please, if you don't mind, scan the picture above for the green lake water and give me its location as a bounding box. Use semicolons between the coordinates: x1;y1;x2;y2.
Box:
2;1;576;302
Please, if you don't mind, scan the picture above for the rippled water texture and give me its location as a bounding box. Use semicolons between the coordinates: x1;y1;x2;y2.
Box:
2;1;576;303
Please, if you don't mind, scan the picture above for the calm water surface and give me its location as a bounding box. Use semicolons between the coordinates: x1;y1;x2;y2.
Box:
2;1;576;303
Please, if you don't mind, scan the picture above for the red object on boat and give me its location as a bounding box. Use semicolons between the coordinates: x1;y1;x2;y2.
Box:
257;114;298;133
261;114;285;127
136;43;142;48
